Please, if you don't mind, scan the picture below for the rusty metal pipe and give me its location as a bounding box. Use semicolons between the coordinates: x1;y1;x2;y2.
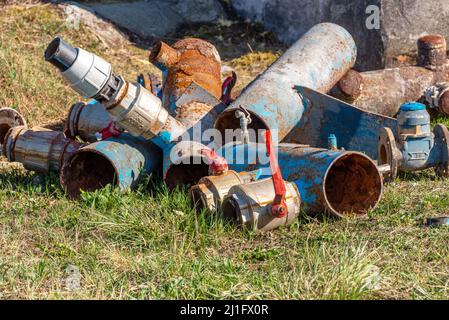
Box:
60;133;162;199
214;23;357;141
332;34;449;117
331;67;436;116
3;126;82;172
65;100;111;142
217;143;383;217
222;178;301;231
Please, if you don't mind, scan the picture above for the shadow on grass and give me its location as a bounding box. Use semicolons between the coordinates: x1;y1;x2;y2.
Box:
0;168;64;197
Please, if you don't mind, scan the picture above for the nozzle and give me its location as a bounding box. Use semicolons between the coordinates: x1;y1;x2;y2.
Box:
45;37;78;72
45;37;114;99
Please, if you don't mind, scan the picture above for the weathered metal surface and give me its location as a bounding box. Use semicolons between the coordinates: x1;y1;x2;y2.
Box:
3;126;82;173
65;100;111;142
149;38;222;113
331;67;436;117
189;170;260;211
217;142;383;217
61;133;162;199
331;34;449;117
222;178;301;232
172;82;226;129
423;82;449;116
283;86;398;160
214;23;357;141
0;108;27;147
377;102;449;180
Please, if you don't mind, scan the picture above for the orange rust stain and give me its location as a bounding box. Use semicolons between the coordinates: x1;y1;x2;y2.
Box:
149;38;222;111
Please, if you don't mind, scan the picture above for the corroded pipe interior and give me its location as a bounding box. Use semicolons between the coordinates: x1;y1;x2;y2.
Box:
62;151;117;198
324;153;382;216
164;157;209;190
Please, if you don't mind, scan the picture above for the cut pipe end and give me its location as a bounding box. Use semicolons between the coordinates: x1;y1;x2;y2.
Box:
165;158;210;190
323;153;383;217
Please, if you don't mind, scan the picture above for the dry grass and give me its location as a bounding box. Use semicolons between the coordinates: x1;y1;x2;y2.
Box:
0;4;447;300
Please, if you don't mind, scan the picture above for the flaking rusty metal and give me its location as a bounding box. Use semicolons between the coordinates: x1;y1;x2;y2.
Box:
0;108;27;146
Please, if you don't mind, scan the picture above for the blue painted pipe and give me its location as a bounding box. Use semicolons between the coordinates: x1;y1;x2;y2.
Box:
60;133;162;198
214;23;357;142
217;142;383;217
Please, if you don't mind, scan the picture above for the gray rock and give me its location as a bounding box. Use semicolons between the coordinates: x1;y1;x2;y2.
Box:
230;0;449;71
82;0;226;40
60;2;129;49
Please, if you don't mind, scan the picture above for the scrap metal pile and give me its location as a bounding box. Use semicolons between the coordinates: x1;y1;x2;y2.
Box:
2;23;449;231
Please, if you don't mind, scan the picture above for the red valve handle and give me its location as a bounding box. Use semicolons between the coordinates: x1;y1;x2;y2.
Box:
265;130;288;218
201;148;228;176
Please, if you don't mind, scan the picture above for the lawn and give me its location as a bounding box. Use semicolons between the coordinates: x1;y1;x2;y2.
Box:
0;3;447;299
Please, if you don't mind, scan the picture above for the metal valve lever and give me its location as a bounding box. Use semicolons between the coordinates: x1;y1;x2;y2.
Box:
265;130;288;218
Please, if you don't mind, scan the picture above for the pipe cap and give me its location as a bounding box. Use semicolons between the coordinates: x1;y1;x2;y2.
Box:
400;102;426;112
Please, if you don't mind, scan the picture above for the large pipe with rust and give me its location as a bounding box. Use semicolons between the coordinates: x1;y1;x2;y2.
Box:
214;23;357;141
149;38;222;116
217;142;383;217
331;34;449;117
3;126;82;172
60;133;162;199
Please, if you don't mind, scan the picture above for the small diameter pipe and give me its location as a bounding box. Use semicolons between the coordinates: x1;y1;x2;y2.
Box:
3;126;82;172
60;133;162;199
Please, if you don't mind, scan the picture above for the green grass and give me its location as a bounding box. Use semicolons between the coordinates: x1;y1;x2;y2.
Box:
0;4;447;300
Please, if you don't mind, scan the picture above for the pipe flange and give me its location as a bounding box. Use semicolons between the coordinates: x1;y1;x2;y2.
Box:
0;108;27;145
378;127;399;181
433;124;449;178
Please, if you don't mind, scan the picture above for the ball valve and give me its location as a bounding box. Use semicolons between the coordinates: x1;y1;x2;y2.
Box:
378;102;449;180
